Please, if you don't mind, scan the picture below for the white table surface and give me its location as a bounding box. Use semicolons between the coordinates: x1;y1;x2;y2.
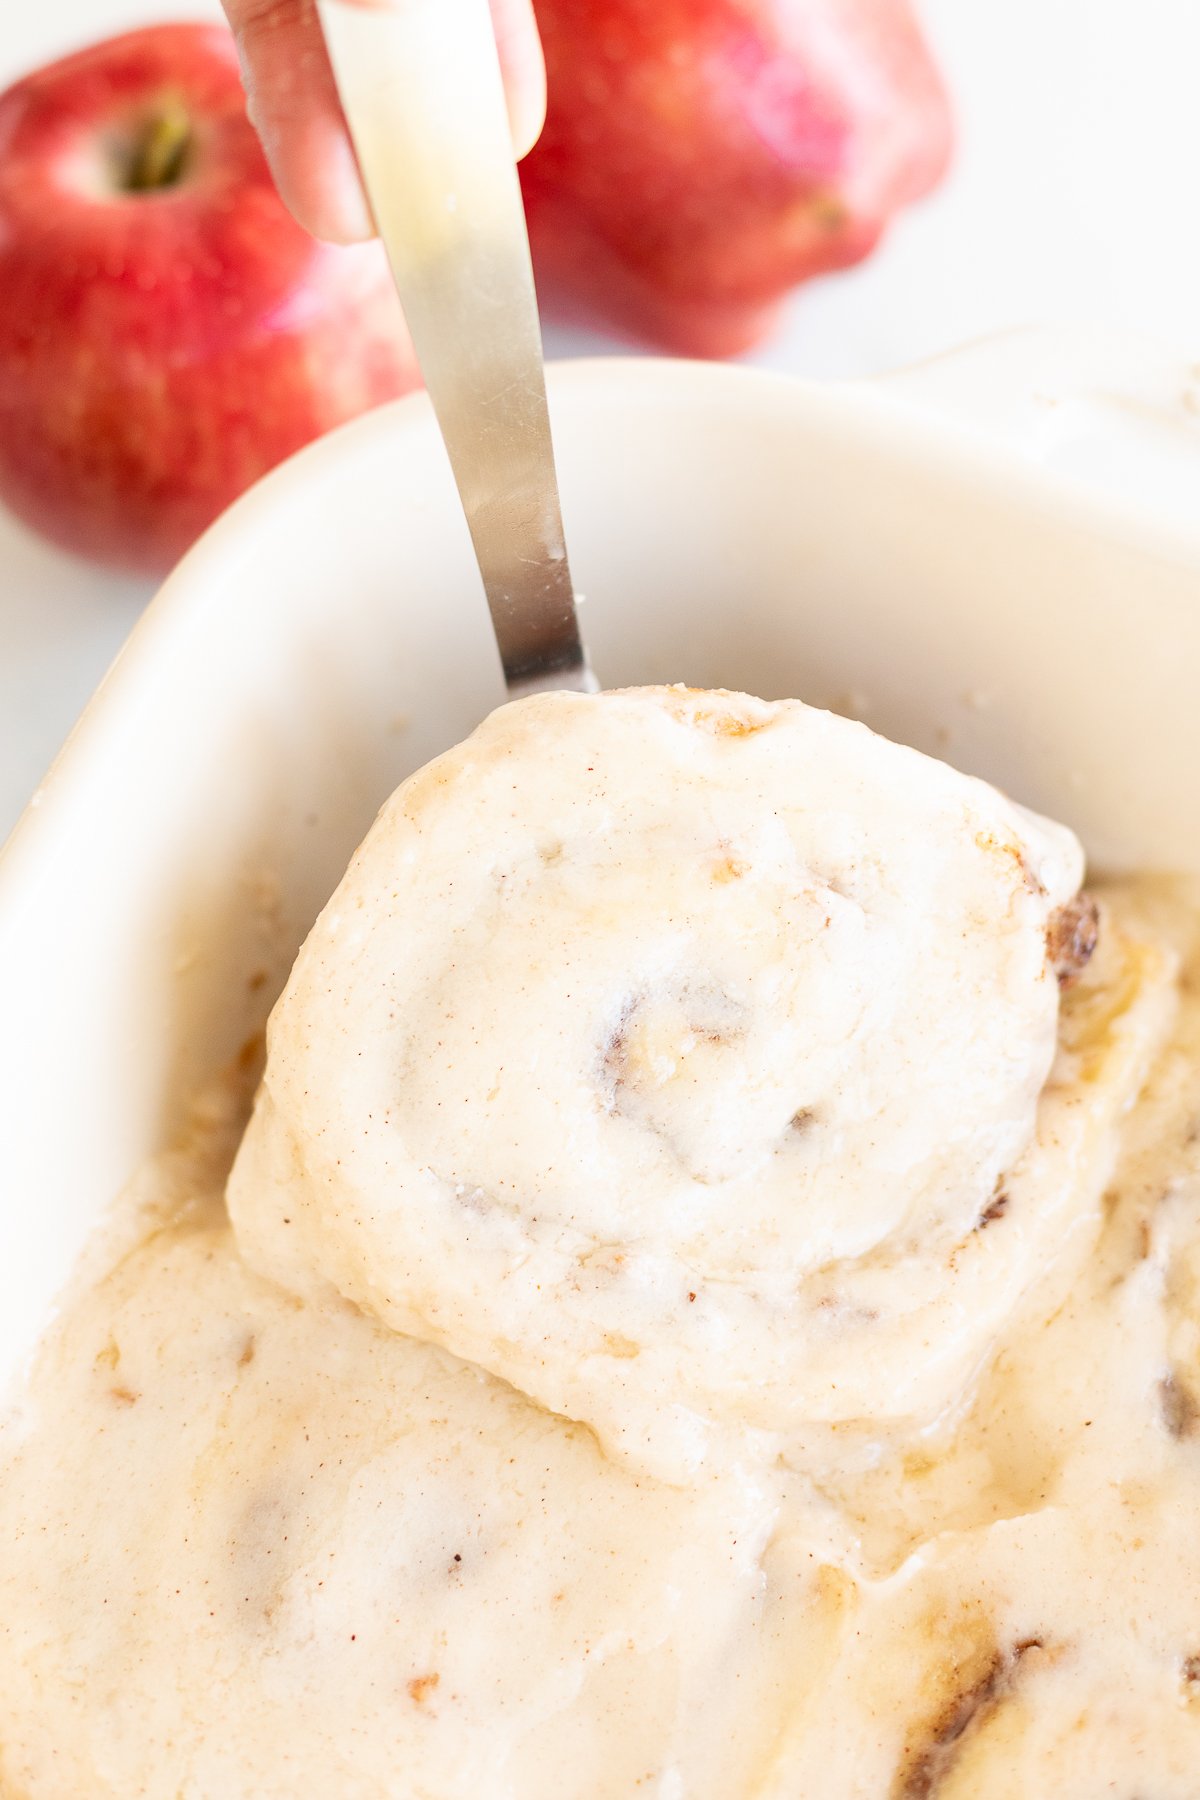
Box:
3;0;1199;841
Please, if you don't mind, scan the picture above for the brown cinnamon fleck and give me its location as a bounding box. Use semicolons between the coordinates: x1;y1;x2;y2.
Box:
693;710;764;737
109;1385;139;1406
976;1186;1010;1230
665;691;768;736
895;1637;1043;1799
1159;1370;1199;1439
974;831;1046;895
712;856;750;882
408;1672;440;1706
1046;893;1100;988
1182;1654;1200;1702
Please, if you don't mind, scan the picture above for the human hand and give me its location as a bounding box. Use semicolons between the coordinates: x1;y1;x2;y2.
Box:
221;0;545;242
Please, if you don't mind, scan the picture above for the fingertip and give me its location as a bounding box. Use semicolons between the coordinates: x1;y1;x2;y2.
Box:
508;73;546;163
248;92;374;242
491;0;546;160
230;0;375;242
296;115;376;243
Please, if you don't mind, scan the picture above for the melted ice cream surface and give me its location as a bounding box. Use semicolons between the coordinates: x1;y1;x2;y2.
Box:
3;690;1199;1796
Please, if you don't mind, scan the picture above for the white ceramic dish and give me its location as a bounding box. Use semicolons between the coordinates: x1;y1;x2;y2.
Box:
3;324;1200;1385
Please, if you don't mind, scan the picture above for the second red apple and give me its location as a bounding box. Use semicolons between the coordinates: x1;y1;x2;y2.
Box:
522;0;953;357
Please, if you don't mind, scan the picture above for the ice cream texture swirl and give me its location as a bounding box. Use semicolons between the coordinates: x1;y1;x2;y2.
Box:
229;687;1166;1477
4;685;1197;1798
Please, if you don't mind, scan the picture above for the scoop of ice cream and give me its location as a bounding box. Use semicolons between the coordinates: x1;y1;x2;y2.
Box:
229;687;1090;1476
0;1202;822;1800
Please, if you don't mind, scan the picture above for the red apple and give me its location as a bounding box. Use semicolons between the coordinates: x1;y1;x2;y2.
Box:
0;23;418;575
522;0;953;358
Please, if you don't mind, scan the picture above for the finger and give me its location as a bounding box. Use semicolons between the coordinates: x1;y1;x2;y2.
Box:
222;0;546;247
223;0;373;242
491;0;546;159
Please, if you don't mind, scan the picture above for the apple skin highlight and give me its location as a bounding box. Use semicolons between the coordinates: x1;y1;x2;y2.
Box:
0;23;419;575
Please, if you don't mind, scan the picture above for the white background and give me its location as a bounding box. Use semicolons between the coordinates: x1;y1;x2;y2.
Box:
3;0;1199;837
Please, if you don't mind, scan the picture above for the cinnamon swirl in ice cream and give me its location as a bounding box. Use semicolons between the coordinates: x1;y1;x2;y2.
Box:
229;688;1169;1477
4;685;1195;1798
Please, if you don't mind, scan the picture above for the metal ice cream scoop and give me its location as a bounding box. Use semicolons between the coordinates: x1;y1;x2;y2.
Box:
317;0;593;695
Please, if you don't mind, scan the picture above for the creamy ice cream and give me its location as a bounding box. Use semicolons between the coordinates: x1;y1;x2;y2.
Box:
0;1118;816;1799
2;687;1197;1797
228;687;1161;1477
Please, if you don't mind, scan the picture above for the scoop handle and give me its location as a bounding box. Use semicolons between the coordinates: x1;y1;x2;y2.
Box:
318;0;593;694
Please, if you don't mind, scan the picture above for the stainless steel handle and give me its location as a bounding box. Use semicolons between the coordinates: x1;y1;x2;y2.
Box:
318;0;593;694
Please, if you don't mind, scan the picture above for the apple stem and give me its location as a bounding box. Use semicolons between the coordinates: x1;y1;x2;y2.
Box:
127;104;193;191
